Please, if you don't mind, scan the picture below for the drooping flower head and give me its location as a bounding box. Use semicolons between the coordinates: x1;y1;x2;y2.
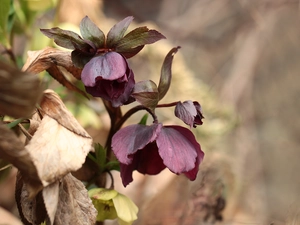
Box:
81;52;135;107
175;100;204;128
41;16;165;107
112;123;204;186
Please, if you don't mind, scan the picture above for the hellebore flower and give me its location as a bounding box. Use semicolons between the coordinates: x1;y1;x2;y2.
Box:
112;123;204;186
81;52;135;107
175;100;204;128
88;188;138;225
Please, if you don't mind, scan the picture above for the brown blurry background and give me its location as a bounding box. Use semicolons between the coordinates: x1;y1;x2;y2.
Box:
2;0;300;224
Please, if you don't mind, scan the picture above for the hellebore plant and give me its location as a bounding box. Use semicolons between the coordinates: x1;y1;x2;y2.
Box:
40;15;205;224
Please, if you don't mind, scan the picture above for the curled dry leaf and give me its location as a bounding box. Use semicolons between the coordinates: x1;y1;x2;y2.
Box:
53;173;97;225
25;90;93;187
22;47;88;98
0;123;42;191
0;61;43;118
16;173;97;225
15;173;48;225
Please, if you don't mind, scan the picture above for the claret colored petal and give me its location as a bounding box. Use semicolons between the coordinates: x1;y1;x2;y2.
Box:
81;52;127;87
175;100;204;128
156;125;204;178
112;123;163;164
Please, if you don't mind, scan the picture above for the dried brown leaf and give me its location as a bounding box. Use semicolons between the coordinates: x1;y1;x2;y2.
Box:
0;61;43;118
22;47;88;98
0;123;42;191
15;173;48;225
25;90;93;187
16;173;97;225
42;181;59;224
53;173;97;225
40;89;91;137
23;47;81;79
27;118;41;136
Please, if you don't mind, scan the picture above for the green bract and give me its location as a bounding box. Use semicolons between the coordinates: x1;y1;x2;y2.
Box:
132;80;159;111
41;16;166;68
158;46;181;100
88;188;138;225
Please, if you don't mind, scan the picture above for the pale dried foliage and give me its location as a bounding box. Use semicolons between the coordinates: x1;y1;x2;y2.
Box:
0;51;97;224
0;61;43;118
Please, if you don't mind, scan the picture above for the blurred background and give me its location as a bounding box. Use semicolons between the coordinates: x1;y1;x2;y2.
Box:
1;0;300;224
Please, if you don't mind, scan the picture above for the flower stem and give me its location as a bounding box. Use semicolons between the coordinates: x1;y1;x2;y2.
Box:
156;101;179;108
102;100;122;162
115;105;157;131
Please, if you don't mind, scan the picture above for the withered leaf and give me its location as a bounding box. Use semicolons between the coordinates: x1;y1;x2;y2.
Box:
42;181;59;224
22;47;88;98
16;173;48;225
0;61;43;118
25;90;93;187
0;123;42;192
16;170;97;225
53;173;97;225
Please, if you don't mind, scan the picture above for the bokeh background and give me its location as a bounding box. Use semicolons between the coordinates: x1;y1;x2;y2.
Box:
1;0;300;224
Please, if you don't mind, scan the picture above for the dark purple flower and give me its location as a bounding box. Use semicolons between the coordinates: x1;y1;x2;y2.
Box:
81;52;135;107
112;123;204;186
175;100;204;128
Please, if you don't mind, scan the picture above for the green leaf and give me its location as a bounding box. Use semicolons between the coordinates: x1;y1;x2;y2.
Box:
105;161;120;171
87;153;97;164
71;49;93;68
80;16;105;49
138;114;148;125
158;46;180;100
132;80;159;111
115;27;165;52
116;45;144;59
106;16;134;48
94;143;106;169
0;0;11;46
40;27;88;50
6;118;23;129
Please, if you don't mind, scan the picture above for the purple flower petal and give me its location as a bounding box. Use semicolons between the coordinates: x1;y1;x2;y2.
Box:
81;52;127;87
119;162;135;187
156;125;201;175
175;100;204;128
86;68;135;107
119;142;166;187
193;101;204;126
175;101;197;128
112;123;163;164
183;140;204;180
82;52;135;107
